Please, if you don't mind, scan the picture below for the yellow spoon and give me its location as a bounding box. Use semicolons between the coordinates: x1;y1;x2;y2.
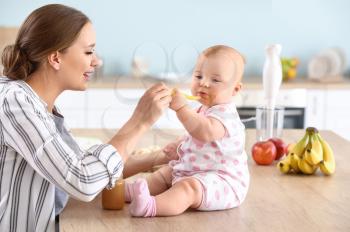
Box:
172;89;200;101
182;93;200;100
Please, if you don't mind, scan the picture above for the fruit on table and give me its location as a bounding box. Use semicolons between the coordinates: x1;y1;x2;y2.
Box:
289;153;300;173
286;143;296;153
304;133;323;165
276;127;336;175
277;158;291;174
268;138;288;160
281;57;299;82
318;134;336;175
252;141;277;165
298;155;318;174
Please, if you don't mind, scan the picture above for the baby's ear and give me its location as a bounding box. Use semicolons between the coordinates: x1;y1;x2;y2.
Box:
232;82;242;96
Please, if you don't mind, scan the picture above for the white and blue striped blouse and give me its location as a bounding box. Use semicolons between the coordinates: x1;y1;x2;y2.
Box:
0;77;123;232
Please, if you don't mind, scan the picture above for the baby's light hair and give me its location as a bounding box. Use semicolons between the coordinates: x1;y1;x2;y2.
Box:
201;45;245;82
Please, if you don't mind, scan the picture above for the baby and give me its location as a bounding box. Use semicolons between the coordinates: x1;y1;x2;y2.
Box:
125;45;249;217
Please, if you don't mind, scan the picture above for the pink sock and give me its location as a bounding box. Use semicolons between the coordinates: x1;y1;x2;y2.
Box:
124;182;133;203
129;179;156;217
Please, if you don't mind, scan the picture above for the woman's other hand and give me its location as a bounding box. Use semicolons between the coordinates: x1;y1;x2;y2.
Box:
133;83;172;127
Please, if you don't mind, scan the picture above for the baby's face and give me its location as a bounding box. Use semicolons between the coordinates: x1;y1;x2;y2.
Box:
190;52;242;107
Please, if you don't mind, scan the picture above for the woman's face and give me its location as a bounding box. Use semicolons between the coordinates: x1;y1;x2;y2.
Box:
58;22;100;91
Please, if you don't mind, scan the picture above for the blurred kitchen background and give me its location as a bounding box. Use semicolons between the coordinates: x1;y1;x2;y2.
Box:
1;0;350;140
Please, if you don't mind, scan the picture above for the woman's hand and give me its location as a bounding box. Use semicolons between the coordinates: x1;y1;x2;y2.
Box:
169;88;187;112
109;83;171;160
133;83;172;127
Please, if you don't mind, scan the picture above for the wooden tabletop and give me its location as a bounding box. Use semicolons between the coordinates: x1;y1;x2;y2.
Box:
61;129;350;232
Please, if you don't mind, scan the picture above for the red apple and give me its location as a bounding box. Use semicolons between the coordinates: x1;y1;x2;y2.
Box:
251;141;277;165
268;138;288;160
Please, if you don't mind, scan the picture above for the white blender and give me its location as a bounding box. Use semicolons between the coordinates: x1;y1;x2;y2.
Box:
259;44;284;140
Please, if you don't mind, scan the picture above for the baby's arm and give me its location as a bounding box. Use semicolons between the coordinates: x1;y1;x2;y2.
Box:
170;90;226;142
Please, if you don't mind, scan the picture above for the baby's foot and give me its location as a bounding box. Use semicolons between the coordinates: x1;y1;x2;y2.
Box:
129;179;156;217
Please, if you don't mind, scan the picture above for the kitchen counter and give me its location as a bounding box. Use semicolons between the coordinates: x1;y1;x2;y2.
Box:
61;129;350;232
87;75;350;90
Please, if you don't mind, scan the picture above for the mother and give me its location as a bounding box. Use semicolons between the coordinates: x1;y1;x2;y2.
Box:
0;4;171;232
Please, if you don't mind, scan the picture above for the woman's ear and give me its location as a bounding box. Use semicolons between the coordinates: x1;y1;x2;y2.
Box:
47;51;61;70
232;82;242;96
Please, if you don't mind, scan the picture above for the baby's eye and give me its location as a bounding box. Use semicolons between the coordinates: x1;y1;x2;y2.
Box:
195;75;202;80
212;79;221;83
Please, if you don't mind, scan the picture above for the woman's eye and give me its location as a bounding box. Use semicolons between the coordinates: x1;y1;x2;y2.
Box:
85;49;95;55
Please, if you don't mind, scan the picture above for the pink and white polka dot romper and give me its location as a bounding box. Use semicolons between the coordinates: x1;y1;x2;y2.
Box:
169;102;250;211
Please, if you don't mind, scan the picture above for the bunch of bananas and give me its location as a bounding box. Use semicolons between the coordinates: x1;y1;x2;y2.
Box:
277;127;335;175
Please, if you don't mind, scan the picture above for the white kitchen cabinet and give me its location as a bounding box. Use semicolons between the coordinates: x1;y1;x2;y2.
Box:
324;90;350;141
85;89;140;128
305;90;326;129
56;88;309;129
56;89;186;129
233;89;307;108
55;87;350;141
305;89;350;141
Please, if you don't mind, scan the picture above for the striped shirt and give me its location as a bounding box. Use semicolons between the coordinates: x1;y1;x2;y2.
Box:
0;77;123;232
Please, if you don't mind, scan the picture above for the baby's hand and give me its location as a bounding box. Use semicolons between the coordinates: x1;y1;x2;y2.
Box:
162;139;182;161
169;89;187;112
163;142;178;161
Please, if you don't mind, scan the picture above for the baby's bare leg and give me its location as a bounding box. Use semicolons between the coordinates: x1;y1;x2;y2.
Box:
155;177;203;216
125;165;172;202
146;166;173;195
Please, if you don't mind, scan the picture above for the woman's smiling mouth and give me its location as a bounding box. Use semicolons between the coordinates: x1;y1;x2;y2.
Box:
83;71;94;81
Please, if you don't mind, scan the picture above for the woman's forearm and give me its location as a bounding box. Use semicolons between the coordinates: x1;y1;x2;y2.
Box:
108;82;172;167
123;149;167;178
108;114;149;162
